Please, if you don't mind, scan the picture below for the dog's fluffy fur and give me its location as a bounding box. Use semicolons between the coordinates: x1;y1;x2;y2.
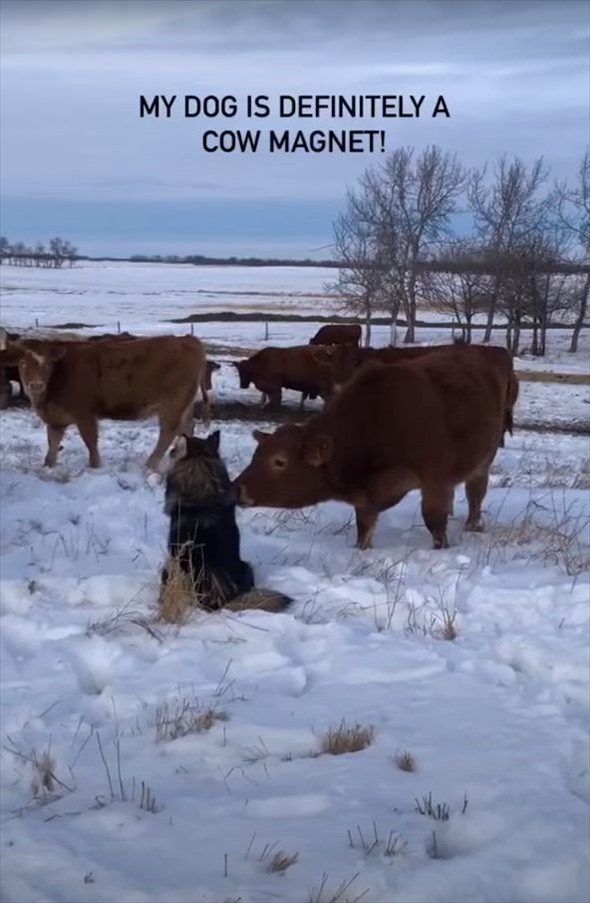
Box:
160;431;292;614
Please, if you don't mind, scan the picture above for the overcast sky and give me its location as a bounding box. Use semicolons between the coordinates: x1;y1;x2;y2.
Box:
1;0;588;257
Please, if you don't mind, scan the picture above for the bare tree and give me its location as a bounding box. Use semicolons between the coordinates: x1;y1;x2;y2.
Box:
469;156;550;342
327;206;387;345
555;149;590;352
344;145;466;343
422;241;493;342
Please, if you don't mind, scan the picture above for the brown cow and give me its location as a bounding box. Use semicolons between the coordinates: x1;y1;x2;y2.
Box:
233;345;338;410
329;341;519;447
235;344;516;551
0;330;208;470
309;324;361;347
0;330;137;405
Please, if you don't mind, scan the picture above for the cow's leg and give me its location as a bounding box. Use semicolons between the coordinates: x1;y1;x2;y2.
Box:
355;507;379;550
44;424;66;467
179;397;196;438
420;483;453;550
77;418;101;469
267;383;282;409
465;468;490;532
299;392;307;411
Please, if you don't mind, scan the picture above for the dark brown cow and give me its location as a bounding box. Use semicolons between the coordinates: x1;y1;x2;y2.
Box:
0;330;207;470
235;344;517;551
309;324;361;347
233;345;338;410
329;341;519;447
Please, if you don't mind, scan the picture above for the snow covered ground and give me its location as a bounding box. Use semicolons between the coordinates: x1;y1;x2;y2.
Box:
1;260;589;375
1;410;589;903
1;262;589;903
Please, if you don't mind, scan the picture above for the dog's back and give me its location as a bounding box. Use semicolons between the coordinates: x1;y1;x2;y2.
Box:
162;431;291;613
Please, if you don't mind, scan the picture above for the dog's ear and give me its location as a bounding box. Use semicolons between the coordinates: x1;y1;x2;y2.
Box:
171;435;188;460
207;430;221;453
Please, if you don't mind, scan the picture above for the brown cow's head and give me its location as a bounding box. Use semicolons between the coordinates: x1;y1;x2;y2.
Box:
16;345;66;406
232;360;252;390
235;424;334;509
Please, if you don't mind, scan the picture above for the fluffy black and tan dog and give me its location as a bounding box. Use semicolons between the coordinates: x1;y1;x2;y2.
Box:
160;430;292;614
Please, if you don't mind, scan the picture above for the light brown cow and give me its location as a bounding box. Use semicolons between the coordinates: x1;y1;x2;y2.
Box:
0;330;207;470
235;344;517;551
233;345;338;410
309;324;361;347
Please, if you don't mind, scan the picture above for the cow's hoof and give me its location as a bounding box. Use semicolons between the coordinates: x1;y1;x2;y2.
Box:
433;536;450;550
356;539;373;551
465;520;485;533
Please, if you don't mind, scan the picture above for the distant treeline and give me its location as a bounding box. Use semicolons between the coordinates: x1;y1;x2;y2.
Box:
0;237;78;268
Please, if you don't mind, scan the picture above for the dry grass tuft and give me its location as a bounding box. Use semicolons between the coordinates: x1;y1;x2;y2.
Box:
265;850;300;874
347;822;408;859
3;738;74;811
394;750;417;772
87;603;163;642
481;492;590;577
138;780;162;814
31;750;57;797
307;872;370;903
319;720;375;756
415;791;469;821
439;606;458;641
157;554;199;624
154;695;228;743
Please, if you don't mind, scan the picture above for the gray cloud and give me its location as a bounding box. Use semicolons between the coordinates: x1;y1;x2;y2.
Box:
0;0;588;252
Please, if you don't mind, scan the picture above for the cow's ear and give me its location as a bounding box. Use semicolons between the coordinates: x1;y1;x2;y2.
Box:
303;434;333;467
207;430;221;452
253;429;269;444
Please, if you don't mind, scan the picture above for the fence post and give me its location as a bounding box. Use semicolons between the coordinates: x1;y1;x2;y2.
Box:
264;322;269;341
117;320;121;334
191;322;194;336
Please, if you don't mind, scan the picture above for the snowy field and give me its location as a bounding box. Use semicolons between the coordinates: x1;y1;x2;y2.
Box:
1;262;589;903
1;260;589;377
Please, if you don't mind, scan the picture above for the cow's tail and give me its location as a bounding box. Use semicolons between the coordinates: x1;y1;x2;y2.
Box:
223;588;293;614
502;372;519;445
199;377;211;425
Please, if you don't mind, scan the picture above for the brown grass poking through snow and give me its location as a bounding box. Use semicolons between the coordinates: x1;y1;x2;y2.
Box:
31;750;57;797
394;750;417;772
307;872;370;903
319;720;375;756
265;850;300;874
157;553;200;624
439;606;458;641
154;696;228;743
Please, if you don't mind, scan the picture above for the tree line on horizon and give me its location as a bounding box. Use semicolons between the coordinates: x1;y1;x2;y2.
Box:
329;146;589;355
0;237;78;268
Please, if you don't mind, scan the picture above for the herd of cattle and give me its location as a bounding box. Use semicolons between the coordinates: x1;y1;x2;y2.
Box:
0;322;518;550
